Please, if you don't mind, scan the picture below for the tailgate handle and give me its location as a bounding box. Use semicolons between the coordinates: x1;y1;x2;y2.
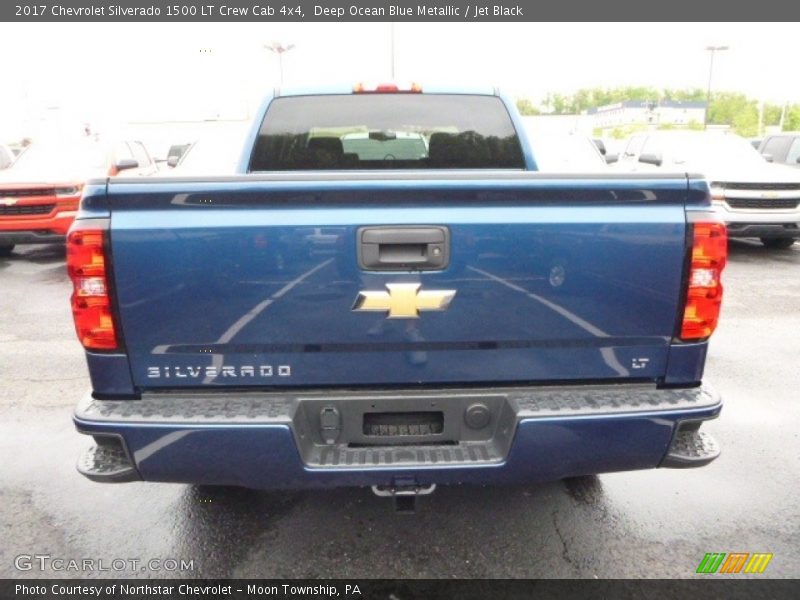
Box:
358;226;450;271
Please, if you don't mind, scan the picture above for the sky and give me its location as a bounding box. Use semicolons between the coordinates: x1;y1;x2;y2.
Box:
1;22;797;141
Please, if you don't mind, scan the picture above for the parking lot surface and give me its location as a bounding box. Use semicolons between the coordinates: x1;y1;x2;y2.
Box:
1;240;798;579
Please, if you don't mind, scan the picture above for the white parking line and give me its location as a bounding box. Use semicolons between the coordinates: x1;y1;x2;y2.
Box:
217;258;334;344
467;265;629;376
201;258;333;383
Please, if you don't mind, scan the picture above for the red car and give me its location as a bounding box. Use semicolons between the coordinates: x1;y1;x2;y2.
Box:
0;139;157;255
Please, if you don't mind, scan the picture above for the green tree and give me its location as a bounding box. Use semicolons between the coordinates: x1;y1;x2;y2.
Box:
609;127;626;139
543;92;570;114
537;86;799;134
733;111;759;137
763;103;783;127
663;88;706;102
562;86;661;113
782;104;800;130
516;98;540;116
708;92;759;136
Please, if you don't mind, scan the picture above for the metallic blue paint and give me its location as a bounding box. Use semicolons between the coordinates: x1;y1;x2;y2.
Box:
77;182;111;219
84;353;135;396
105;186;689;390
498;90;538;170
686;176;713;208
74;403;721;489
664;343;708;384
107;176;691;204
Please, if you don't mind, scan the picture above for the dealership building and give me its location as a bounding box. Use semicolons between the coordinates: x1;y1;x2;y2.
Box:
585;100;708;132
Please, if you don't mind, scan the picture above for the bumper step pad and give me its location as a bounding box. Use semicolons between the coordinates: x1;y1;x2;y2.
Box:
661;430;720;468
75;384;722;478
77;442;140;483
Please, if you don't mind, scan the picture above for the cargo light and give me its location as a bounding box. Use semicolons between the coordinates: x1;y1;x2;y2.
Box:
67;221;118;350
680;221;727;340
353;82;422;93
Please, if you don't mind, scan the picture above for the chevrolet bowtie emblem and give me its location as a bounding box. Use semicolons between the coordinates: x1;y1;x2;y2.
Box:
0;197;17;206
353;283;456;319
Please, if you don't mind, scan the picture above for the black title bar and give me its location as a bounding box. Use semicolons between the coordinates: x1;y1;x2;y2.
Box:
3;0;800;22
4;579;799;599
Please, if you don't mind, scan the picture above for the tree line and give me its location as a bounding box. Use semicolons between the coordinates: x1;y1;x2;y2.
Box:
516;87;800;137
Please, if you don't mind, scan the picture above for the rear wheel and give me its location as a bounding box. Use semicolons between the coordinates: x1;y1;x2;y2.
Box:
760;238;796;249
0;244;14;256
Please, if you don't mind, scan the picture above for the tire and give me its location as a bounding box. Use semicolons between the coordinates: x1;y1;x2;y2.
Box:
0;244;14;256
760;238;796;249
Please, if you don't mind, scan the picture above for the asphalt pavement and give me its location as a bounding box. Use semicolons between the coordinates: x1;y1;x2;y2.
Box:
0;240;798;579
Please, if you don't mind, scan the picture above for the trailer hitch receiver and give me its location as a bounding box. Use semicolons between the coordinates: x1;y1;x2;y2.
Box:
371;478;436;513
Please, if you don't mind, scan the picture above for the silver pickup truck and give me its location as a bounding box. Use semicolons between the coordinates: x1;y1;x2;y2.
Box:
620;131;800;249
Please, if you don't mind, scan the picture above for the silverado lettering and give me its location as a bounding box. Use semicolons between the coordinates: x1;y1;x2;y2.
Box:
146;365;291;378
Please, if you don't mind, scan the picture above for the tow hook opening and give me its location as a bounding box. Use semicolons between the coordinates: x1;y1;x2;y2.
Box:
371;481;437;513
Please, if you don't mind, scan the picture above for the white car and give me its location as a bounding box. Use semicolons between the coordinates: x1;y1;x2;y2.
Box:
525;132;609;172
619;131;800;248
169;129;249;175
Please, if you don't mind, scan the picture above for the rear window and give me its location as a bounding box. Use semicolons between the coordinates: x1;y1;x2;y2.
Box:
249;94;525;171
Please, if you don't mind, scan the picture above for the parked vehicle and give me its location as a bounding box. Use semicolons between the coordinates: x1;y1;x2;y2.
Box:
9;140;32;158
0;138;157;255
165;143;192;166
0;144;14;169
593;138;607;155
620;131;800;249
169;128;250;174
69;85;726;508
758;132;800;169
525;131;609;171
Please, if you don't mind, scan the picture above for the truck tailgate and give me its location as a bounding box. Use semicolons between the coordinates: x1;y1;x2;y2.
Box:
106;175;689;389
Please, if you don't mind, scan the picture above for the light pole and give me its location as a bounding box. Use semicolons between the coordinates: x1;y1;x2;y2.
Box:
264;42;295;86
704;45;728;129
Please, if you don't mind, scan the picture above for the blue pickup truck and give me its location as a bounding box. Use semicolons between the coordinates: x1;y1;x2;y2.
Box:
68;85;727;508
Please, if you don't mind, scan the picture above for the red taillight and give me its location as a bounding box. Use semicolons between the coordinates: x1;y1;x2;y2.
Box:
67;222;118;350
680;221;727;340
